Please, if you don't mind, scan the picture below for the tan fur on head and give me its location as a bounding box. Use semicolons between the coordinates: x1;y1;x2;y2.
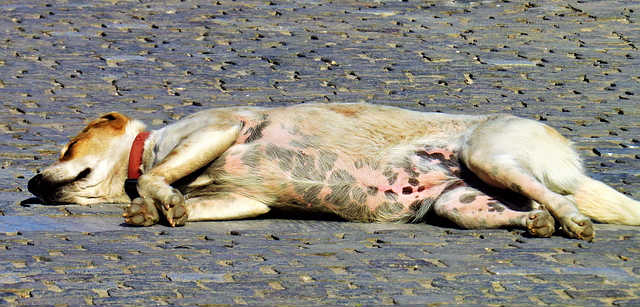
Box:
32;112;146;205
60;113;130;161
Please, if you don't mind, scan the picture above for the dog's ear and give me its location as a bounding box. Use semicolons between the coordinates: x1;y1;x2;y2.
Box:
82;112;130;132
99;112;129;130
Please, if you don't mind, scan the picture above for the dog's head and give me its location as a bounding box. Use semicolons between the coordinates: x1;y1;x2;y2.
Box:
28;112;146;205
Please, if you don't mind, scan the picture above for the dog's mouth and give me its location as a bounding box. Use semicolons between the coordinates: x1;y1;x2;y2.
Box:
27;168;92;203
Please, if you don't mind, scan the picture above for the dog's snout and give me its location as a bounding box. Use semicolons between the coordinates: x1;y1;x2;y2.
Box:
27;173;44;196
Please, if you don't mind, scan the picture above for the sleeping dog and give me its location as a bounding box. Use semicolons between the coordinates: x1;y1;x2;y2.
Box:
28;103;640;241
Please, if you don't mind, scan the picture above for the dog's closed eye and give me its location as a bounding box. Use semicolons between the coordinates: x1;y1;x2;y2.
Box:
75;168;91;181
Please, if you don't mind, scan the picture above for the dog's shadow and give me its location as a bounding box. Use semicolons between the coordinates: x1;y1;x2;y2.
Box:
20;180;568;239
19;197;45;207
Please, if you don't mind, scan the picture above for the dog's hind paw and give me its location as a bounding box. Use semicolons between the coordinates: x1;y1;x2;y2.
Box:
123;197;160;226
560;214;594;242
526;209;555;238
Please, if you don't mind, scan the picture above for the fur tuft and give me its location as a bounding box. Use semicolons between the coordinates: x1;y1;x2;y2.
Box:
572;176;640;225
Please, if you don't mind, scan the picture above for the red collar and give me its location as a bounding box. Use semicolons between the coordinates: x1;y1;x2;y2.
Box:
127;131;151;179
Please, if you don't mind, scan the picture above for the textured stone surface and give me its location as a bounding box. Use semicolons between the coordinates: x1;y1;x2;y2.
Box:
1;0;639;305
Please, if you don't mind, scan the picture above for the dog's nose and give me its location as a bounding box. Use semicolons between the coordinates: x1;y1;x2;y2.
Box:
27;173;43;196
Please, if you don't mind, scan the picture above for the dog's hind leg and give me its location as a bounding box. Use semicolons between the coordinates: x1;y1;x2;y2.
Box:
432;186;555;237
128;123;242;226
185;193;270;221
461;115;594;241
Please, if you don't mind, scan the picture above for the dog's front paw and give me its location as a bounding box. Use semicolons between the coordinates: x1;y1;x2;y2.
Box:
525;209;555;238
123;197;160;226
158;188;188;227
137;174;188;227
560;214;594;242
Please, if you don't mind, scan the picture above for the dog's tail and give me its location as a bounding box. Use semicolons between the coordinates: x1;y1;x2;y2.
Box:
570;176;640;225
524;125;640;225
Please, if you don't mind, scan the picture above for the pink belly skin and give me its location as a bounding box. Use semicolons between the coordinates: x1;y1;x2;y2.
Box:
213;118;462;222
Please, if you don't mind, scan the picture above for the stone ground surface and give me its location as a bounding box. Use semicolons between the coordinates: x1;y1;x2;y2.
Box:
0;0;639;305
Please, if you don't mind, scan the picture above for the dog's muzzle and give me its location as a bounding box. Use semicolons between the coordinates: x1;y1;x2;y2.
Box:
27;168;91;202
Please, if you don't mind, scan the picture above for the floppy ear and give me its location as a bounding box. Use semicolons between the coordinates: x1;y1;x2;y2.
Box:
81;112;130;132
98;112;129;130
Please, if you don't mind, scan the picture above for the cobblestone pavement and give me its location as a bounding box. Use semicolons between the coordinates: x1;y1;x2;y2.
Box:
1;0;639;305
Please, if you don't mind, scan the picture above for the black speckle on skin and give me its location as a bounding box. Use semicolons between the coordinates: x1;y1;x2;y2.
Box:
402;186;413;195
488;201;505;212
459;193;477;204
384;189;398;201
354;159;364;169
416;150;459;168
244;119;271;143
417;150;445;161
383;167;398;185
366;186;379;196
408;177;419;186
388;173;398;185
399;157;419;178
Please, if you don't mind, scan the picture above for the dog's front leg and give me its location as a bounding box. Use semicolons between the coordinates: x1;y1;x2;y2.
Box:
124;124;241;226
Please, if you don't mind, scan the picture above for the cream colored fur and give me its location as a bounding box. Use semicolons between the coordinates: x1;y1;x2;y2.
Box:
573;177;640;225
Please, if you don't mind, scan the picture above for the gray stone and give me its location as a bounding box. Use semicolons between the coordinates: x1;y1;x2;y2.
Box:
1;0;640;305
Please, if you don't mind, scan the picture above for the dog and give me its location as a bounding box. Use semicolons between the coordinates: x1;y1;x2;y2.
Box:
28;103;640;241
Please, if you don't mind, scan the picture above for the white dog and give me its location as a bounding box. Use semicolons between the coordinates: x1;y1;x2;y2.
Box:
28;103;640;241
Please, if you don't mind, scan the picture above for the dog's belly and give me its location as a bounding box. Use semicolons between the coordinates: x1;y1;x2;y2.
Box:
192;137;463;222
182;109;472;221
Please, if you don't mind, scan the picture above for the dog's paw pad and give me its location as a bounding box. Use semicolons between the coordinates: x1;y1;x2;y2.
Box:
526;210;555;238
123;197;160;226
562;215;594;242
